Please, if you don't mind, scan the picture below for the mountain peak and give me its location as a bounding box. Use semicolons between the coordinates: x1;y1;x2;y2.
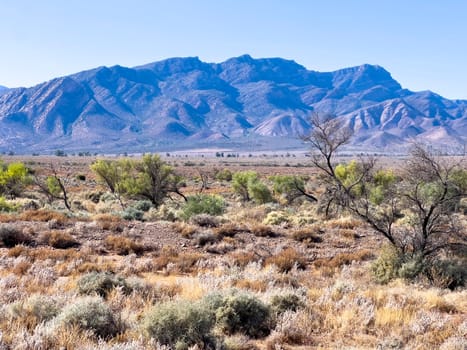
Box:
219;55;311;85
136;56;213;77
331;63;401;93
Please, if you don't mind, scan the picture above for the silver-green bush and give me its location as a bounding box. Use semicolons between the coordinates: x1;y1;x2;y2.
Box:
77;272;131;297
56;297;120;339
142;300;216;349
214;293;273;338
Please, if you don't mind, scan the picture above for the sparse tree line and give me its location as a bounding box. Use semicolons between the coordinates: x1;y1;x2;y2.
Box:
0;114;466;287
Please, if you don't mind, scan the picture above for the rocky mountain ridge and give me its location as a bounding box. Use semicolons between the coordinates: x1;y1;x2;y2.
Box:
0;55;465;153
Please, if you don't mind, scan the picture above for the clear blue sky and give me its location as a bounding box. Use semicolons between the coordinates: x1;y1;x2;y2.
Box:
1;0;466;99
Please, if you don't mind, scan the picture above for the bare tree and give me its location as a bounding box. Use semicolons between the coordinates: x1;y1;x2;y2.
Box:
401;144;467;258
303;113;353;178
130;154;187;206
306;114;466;260
34;165;72;211
196;168;210;194
302;113;354;216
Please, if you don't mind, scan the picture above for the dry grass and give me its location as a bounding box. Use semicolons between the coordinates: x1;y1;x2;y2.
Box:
235;279;268;292
265;248;307;272
250;223;277;237
0;155;464;349
313;250;374;269
104;235;145;255
291;226;323;243
229;251;260;267
40;230;80;249
19;209;70;225
172;222;197;238
325;216;362;230
92;213;124;232
215;222;244;238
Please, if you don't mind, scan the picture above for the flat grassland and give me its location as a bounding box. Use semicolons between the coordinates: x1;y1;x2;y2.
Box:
0;154;465;350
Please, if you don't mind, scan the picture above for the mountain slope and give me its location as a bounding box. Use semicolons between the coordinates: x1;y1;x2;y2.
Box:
0;56;465;153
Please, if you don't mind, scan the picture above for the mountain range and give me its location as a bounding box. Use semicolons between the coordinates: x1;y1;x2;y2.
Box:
0;55;466;154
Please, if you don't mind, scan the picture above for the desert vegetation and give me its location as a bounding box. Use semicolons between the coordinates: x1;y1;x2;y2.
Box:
0;118;465;349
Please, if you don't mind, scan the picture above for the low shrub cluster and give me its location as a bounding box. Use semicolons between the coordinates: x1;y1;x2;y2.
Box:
371;245;466;289
142;300;216;349
291;226;323;243
77;272;132;297
0;196;19;212
232;171;273;204
104;235;145;255
56;296;121;339
215;168;233;182
214;292;273;338
270;293;305;315
181;194;225;221
121;206;145;221
9;295;60;326
142;291;274;349
265;248;306;272
41;230;80;249
0;224;34;247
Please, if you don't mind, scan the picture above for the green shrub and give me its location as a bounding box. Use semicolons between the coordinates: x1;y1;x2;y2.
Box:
181;194;225;220
10;295;60;323
200;292;225;313
371;245;425;284
269;175;310;203
0;224;34;248
77;272;131;297
270;293;305;315
133;200;153;212
232;171;259;201
0;196;19;212
41;230;80;249
121;207;144;221
398;254;424;280
56;297;120;339
247;181;273;204
190;214;221;227
215;169;233;182
371;245;403;284
215;293;273;338
262;211;289;225
0;161;31;198
142;300;216;349
425;259;466;290
232;171;272;203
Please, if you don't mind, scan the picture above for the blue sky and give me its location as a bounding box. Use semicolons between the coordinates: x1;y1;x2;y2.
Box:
1;0;466;99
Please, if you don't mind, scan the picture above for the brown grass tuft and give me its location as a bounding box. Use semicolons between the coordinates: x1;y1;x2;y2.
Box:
326;216;362;230
291;226;323;243
313;250;374;269
92;213;124;232
19;209;69;225
172;222;197;238
104;235;145;255
12;260;32;275
250;224;277;237
215;222;244;238
41;230;80;249
230;251;260;267
266;248;307;272
338;228;360;240
235;279;268;292
153;248;203;274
